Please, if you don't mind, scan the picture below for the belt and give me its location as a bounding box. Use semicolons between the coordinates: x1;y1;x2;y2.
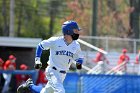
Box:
52;66;66;74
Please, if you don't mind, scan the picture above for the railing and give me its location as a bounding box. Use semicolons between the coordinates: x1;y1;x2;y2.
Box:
80;36;140;54
106;61;127;75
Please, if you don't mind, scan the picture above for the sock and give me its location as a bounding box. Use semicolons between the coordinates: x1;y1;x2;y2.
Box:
29;84;43;93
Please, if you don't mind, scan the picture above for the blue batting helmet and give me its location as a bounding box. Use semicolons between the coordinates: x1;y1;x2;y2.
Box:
62;20;80;35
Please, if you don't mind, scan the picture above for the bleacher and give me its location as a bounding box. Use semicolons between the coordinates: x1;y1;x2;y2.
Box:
82;51;138;74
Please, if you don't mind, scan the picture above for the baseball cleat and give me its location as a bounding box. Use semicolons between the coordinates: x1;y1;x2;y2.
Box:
17;78;33;93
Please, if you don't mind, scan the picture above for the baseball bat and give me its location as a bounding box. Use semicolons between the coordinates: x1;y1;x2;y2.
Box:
77;39;108;54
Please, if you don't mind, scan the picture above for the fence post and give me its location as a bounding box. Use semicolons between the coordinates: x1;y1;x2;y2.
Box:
134;40;136;54
105;37;109;52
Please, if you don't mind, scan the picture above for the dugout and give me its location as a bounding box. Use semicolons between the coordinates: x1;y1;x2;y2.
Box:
0;37;42;69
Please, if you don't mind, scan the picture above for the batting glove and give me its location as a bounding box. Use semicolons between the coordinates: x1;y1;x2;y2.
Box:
76;63;82;69
75;58;84;69
75;58;83;64
34;57;42;69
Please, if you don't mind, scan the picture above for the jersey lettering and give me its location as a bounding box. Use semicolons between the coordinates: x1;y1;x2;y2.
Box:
56;50;73;58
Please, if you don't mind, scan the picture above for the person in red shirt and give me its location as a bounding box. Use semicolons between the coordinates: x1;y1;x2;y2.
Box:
0;58;4;70
3;55;16;70
2;55;16;93
16;64;30;87
117;49;130;74
92;48;109;74
36;70;48;87
93;51;109;64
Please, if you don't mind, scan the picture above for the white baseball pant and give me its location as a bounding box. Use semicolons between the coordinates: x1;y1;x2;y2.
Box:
40;66;66;93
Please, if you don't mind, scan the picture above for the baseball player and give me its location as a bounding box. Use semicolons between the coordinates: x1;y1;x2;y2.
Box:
17;20;84;93
117;48;130;74
92;48;109;74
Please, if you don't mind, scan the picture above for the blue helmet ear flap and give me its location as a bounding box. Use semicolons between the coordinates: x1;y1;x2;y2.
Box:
62;20;80;35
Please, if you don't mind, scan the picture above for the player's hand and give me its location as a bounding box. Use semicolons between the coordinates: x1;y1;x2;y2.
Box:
75;58;83;69
76;63;82;69
34;61;42;69
34;57;42;69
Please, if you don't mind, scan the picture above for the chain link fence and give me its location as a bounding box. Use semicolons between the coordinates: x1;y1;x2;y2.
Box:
80;36;140;53
79;36;140;74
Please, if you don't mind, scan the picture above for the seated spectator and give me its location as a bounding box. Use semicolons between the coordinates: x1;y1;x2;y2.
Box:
16;64;30;87
2;55;16;93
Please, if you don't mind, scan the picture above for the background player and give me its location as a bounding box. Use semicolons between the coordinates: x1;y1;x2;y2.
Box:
2;55;16;93
17;20;84;93
92;48;109;74
117;48;130;74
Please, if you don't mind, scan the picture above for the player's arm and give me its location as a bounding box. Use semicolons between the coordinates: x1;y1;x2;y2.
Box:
34;43;43;69
34;38;54;69
74;45;84;70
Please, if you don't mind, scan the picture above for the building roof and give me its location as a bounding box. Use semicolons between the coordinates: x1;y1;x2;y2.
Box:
0;37;42;48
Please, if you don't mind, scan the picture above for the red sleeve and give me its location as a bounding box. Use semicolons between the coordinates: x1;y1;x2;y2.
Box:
36;70;42;84
118;55;124;65
120;55;125;61
16;74;29;86
36;70;47;85
16;75;21;85
3;61;10;70
120;55;123;60
3;60;16;70
93;53;101;62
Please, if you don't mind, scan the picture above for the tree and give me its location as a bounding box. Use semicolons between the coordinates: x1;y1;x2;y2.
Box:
62;0;92;36
0;0;9;36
